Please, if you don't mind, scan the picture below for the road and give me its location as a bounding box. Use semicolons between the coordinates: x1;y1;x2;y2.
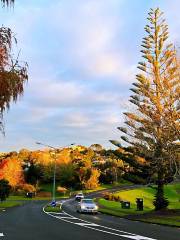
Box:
0;198;179;240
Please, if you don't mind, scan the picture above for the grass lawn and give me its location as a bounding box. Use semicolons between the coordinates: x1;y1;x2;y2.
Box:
0;201;23;210
139;215;180;227
8;195;67;201
98;183;180;227
44;204;61;213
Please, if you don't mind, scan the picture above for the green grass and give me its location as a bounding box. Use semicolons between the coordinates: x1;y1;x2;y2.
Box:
0;201;22;209
97;183;180;227
100;180;132;189
8;195;67;201
139;216;180;227
44;204;61;213
98;198;151;216
8;195;31;201
115;183;180;209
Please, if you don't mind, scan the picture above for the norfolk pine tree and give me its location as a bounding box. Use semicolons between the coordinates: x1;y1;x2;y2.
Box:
112;8;180;210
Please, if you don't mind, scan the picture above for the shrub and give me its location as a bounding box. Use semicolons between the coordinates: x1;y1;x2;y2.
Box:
20;184;36;193
102;192;111;200
102;192;121;202
57;186;67;194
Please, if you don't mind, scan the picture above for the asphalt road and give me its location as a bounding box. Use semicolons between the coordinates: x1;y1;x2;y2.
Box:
0;198;179;240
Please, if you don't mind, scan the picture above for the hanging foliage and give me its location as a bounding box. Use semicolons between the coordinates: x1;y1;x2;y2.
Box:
0;27;28;133
1;0;14;7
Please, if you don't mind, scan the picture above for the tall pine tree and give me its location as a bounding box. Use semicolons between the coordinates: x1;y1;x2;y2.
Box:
111;8;180;210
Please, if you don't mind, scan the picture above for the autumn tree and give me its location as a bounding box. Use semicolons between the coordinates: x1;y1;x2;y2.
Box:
89;144;103;152
0;156;24;188
71;147;101;189
0;27;28;133
111;8;180;210
85;168;100;190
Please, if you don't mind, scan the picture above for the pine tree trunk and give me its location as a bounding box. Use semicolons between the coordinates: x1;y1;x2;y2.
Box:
154;169;169;210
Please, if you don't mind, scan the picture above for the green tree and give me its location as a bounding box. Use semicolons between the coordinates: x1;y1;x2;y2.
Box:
59;163;77;188
0;179;11;202
111;8;180;210
24;163;42;185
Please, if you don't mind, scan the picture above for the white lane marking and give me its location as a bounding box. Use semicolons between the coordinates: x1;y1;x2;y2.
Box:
120;235;155;240
45;210;156;240
45;212;64;215
43;200;157;240
0;233;4;237
59;216;78;220
76;223;99;227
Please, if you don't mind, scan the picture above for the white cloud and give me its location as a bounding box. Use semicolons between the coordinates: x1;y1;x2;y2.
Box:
1;0;179;152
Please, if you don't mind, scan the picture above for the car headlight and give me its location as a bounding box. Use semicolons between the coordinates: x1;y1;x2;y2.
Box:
94;205;98;210
81;205;86;209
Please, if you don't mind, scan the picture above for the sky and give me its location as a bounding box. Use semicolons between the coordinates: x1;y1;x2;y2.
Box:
0;0;179;152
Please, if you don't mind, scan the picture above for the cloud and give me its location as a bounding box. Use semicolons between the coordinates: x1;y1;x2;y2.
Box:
0;0;179;152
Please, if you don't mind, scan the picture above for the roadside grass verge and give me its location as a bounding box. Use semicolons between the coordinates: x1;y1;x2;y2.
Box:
44;203;62;213
0;201;23;210
8;195;66;201
139;215;180;227
97;183;180;227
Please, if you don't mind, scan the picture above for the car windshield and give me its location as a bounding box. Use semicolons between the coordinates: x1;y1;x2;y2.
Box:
82;199;93;204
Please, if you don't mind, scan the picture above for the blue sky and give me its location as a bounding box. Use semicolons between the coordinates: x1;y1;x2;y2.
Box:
0;0;179;152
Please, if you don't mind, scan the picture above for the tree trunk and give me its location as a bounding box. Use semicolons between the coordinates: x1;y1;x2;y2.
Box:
153;169;169;210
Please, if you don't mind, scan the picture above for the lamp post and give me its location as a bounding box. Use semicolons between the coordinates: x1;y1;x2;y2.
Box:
36;142;75;204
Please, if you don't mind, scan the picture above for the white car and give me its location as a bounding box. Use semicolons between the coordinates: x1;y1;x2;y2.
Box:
75;192;84;201
76;198;98;213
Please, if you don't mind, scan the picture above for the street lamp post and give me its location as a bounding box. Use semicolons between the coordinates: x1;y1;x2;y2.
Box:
36;142;75;204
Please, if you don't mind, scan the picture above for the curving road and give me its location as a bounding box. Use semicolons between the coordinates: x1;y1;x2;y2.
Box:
0;198;179;240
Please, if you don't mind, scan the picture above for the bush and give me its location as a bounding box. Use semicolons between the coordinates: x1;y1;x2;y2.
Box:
102;192;111;200
57;186;67;194
102;192;121;202
20;184;36;193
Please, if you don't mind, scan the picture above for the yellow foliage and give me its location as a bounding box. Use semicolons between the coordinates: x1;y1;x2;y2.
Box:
57;186;67;193
20;183;36;192
85;168;100;190
0;157;24;187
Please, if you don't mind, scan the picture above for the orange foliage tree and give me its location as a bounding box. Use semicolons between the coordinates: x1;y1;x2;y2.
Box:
0;156;24;188
85;168;100;190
